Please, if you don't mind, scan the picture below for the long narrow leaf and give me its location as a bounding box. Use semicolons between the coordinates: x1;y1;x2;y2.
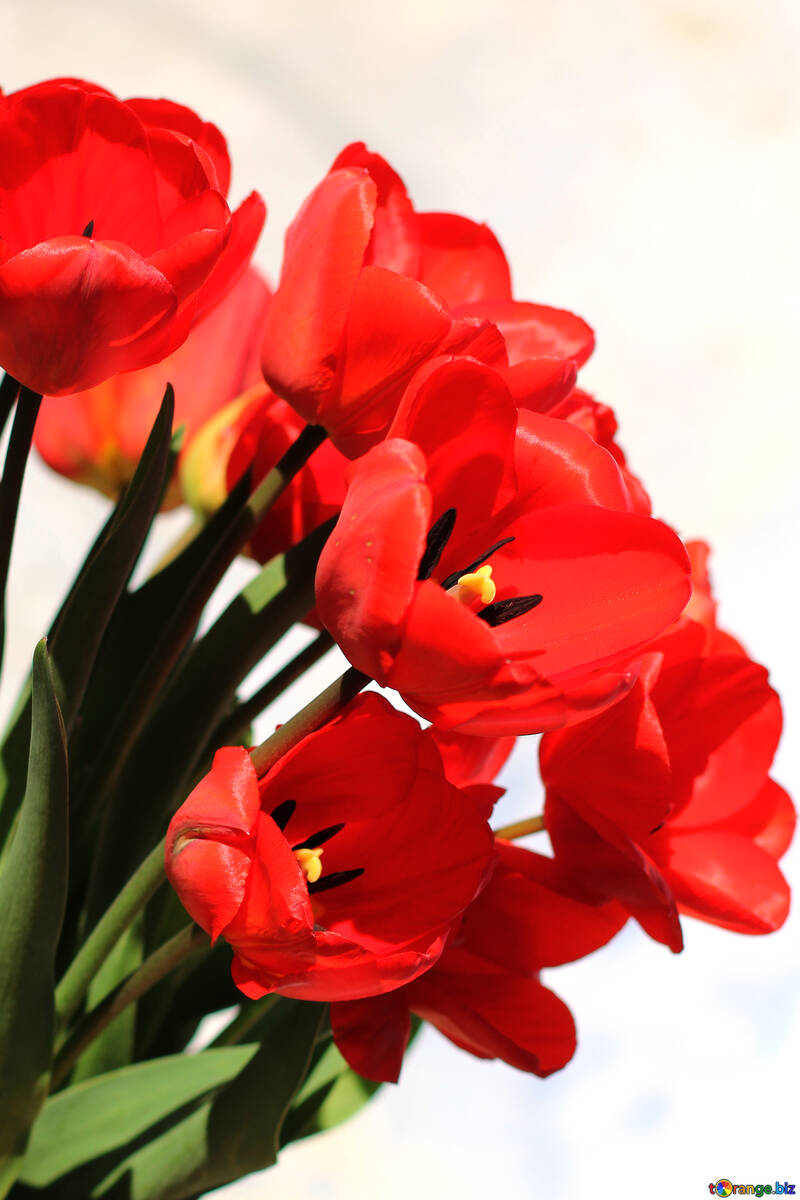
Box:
0;643;68;1190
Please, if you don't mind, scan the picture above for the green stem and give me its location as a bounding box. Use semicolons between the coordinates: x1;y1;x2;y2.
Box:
493;814;546;840
0;386;42;669
51;923;207;1090
55;838;167;1029
210;630;335;750
250;666;370;777
210;995;279;1048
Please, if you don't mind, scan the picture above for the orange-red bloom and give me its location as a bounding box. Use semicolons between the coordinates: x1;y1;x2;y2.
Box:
34;269;270;503
540;555;794;950
331;841;626;1081
0;79;265;395
261;142;594;457
165;695;494;1002
316;356;691;734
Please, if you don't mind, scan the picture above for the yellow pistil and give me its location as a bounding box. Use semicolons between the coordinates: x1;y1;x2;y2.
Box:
294;847;324;883
449;563;497;606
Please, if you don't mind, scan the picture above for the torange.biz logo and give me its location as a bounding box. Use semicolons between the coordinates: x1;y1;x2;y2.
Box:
710;1183;795;1197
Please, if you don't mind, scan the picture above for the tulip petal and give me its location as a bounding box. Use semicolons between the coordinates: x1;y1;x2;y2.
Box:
456;298;595;368
663;830;791;934
415;212;511;305
0;239;176;395
410;951;577;1075
330;993;412;1083
261;168;376;423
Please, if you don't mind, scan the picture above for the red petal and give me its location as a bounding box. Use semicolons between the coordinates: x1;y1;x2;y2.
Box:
486;505;691;681
125;96;231;194
331;142;418;276
385;579;534;709
330;266;451;457
415;211;511;305
0;239;176;394
545;792;683;952
428;727;516;787
316;439;430;680
513;411;632;512
460;844;627;969
456;299;595;367
501;357;578;410
165;746;261;940
410;951;577;1075
539;666;673;841
331;993;412;1083
663;830;791;934
712;778;796;860
191;190;266;323
390;356;519;536
261;168;376;423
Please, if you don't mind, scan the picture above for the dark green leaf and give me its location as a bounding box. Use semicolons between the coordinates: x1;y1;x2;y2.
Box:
82;519;330;929
0;643;68;1188
0;389;174;855
19;1046;257;1188
90;1001;324;1200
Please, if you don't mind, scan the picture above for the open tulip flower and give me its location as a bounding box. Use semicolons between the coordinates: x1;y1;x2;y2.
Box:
0;78;265;395
330;840;627;1081
540;562;795;951
33;268;270;502
316;355;692;734
262;141;595;457
165;694;495;1001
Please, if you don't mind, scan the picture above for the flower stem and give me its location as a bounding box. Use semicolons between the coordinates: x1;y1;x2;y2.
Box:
493;814;546;840
51;923;207;1090
0;373;20;439
55;838;167;1029
0;385;42;670
250;666;370;777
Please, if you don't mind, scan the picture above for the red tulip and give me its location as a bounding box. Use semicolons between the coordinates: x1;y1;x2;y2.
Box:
34;268;270;504
0;79;265;395
540;564;795;949
316;356;691;734
165;694;494;1002
331;841;626;1081
262;142;594;456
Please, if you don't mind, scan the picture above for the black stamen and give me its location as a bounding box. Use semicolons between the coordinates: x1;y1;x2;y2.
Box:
82;220;95;238
270;799;296;831
440;536;516;590
477;593;543;627
292;823;345;851
417;508;456;580
307;867;364;894
650;822;665;835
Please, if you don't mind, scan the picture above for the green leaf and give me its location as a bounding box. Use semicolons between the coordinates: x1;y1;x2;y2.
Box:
0;389;174;854
91;1000;324;1200
47;385;175;738
19;1046;258;1188
82;518;330;930
0;642;68;1191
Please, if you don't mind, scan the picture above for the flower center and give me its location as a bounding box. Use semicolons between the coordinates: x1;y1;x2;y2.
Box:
447;563;497;606
417;507;543;626
294;846;324;883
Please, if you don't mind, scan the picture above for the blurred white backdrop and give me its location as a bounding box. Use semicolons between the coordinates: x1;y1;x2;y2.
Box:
2;1;798;1197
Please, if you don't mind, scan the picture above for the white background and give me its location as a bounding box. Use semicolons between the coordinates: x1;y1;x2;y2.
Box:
2;2;798;1197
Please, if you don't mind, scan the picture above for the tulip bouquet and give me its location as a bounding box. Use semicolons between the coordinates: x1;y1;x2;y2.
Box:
0;78;793;1200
